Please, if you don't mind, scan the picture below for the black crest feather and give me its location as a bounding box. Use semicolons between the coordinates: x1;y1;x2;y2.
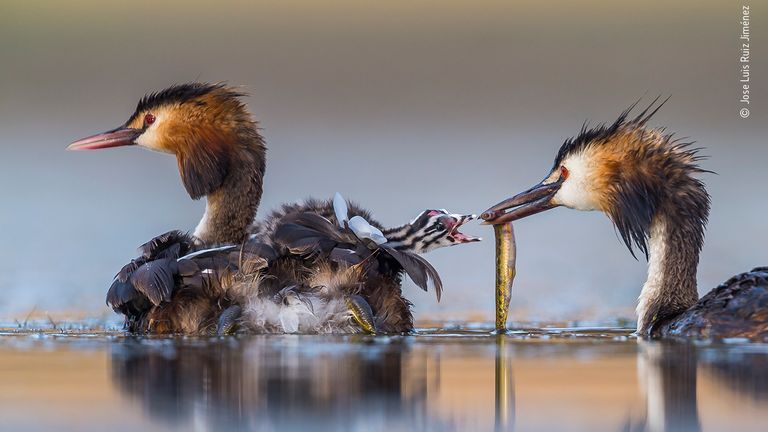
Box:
553;96;671;170
127;82;245;124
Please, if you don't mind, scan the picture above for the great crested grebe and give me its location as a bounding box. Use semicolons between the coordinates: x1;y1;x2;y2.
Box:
482;99;767;340
68;82;265;245
69;82;480;334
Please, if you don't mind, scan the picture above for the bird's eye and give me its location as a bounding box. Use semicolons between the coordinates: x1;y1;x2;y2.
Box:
560;165;569;180
435;221;445;230
144;113;156;126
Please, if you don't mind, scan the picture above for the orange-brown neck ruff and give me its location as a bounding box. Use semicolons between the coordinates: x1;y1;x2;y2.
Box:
593;129;709;334
172;119;238;200
590;128;709;335
191;127;266;245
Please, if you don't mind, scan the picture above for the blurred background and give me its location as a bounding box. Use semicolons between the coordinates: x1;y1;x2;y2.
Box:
0;0;765;322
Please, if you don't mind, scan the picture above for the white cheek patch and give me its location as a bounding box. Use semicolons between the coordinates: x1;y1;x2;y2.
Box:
552;152;600;211
135;126;158;149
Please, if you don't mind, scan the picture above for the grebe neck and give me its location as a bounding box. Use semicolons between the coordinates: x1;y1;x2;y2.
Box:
636;210;702;335
193;137;265;245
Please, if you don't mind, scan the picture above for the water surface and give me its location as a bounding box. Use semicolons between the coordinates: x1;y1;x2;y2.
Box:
0;325;766;431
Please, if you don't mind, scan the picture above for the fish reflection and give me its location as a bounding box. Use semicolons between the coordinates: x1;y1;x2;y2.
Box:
495;335;515;431
632;341;768;432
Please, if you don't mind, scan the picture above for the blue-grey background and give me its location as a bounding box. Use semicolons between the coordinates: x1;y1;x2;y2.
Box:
0;0;765;321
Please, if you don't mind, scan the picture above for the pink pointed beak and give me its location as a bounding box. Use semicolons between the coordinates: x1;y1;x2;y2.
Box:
67;126;142;151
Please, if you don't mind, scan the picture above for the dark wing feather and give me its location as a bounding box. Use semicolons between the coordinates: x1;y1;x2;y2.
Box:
274;222;351;256
175;257;227;297
235;253;270;273
329;247;363;265
107;260;149;312
129;258;178;306
138;230;196;259
407;252;444;302
381;246;443;302
179;272;206;294
241;241;278;262
106;231;200;322
273;223;324;246
180;245;238;259
176;259;200;277
190;256;235;273
106;279;140;311
232;241;277;273
115;260;142;283
274;212;359;248
658;267;768;340
281;212;349;243
273;210;445;300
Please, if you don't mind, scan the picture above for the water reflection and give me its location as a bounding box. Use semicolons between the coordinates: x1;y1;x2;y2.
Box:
105;332;768;432
699;345;768;402
633;341;768;432
110;336;444;430
635;342;701;432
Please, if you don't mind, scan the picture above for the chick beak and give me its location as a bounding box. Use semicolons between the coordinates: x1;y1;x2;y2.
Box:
67;126;142;151
480;178;564;225
443;214;482;243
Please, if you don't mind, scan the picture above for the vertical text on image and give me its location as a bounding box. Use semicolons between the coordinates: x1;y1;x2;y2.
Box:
739;5;751;118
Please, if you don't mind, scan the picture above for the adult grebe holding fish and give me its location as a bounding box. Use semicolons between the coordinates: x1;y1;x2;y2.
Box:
482;99;767;340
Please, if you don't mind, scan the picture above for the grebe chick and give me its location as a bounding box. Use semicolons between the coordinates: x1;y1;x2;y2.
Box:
108;194;479;334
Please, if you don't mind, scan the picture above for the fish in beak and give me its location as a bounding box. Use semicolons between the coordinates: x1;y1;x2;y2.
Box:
67;126;142;151
480;167;568;225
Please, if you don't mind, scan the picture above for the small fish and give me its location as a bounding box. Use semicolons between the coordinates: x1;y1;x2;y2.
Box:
494;223;516;332
216;305;242;336
346;294;377;334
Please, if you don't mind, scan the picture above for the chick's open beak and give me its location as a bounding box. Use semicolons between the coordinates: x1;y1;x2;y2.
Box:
67;126;142;151
443;214;482;243
480;177;564;225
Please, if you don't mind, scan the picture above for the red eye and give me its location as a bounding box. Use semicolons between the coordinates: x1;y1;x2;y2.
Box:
144;113;156;126
560;165;569;179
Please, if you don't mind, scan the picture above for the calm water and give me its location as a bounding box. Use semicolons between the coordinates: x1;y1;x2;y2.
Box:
0;325;766;432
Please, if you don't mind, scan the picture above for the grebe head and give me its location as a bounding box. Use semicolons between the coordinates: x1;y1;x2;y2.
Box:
68;82;265;200
388;210;481;254
482;97;710;258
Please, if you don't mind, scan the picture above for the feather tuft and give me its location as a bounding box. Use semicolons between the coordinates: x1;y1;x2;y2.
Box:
381;246;443;301
333;192;349;227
